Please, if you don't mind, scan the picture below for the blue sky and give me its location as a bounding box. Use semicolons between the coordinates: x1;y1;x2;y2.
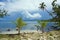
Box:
0;0;60;20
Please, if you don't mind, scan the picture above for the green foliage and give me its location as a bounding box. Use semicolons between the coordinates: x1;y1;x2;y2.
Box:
0;9;8;18
39;2;46;10
52;0;57;7
15;17;26;28
37;20;48;28
36;20;48;33
51;0;60;26
14;17;27;34
39;2;54;17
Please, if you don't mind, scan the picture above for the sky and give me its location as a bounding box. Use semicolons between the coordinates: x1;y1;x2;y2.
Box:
0;0;60;20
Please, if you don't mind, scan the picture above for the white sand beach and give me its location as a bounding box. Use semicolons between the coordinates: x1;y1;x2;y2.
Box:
0;30;42;34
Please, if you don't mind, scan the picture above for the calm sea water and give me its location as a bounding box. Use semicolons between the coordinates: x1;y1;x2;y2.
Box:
0;20;38;31
0;20;58;32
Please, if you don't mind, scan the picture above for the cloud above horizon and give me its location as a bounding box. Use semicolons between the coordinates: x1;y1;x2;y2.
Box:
5;0;42;19
22;10;41;19
0;0;59;20
6;0;40;12
0;0;59;12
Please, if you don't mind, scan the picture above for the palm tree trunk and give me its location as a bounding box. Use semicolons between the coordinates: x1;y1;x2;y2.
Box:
45;8;54;17
41;27;44;33
37;27;38;31
41;27;45;40
18;28;20;35
18;28;21;40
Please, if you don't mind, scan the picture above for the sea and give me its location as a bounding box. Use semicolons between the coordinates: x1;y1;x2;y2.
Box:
0;19;57;32
0;20;38;31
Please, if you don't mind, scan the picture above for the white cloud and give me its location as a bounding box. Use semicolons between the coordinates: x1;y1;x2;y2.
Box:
22;10;41;19
1;0;59;13
0;0;59;19
6;0;42;12
5;0;55;13
0;2;5;6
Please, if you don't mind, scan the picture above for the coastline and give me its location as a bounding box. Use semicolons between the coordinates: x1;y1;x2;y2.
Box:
0;30;42;34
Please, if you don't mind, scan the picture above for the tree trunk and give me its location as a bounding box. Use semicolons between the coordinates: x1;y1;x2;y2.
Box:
41;27;45;40
18;28;21;40
41;27;44;33
18;28;20;35
37;27;38;31
45;8;54;17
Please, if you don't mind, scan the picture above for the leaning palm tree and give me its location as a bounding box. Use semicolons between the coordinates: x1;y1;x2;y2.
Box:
39;2;53;17
15;17;26;35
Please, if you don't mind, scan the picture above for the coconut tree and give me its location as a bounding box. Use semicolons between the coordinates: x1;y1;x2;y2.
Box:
13;17;27;40
36;20;48;40
37;20;48;33
15;17;26;35
39;2;53;17
39;2;46;10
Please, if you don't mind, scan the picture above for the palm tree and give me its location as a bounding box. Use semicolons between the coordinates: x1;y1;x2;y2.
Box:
37;20;48;33
39;2;53;17
39;2;46;10
13;17;26;40
15;17;26;35
36;20;48;40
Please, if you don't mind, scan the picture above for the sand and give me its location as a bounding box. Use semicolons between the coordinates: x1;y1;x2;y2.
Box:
0;30;60;40
0;30;42;34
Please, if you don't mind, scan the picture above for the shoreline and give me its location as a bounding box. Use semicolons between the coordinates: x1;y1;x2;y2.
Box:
0;30;42;34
